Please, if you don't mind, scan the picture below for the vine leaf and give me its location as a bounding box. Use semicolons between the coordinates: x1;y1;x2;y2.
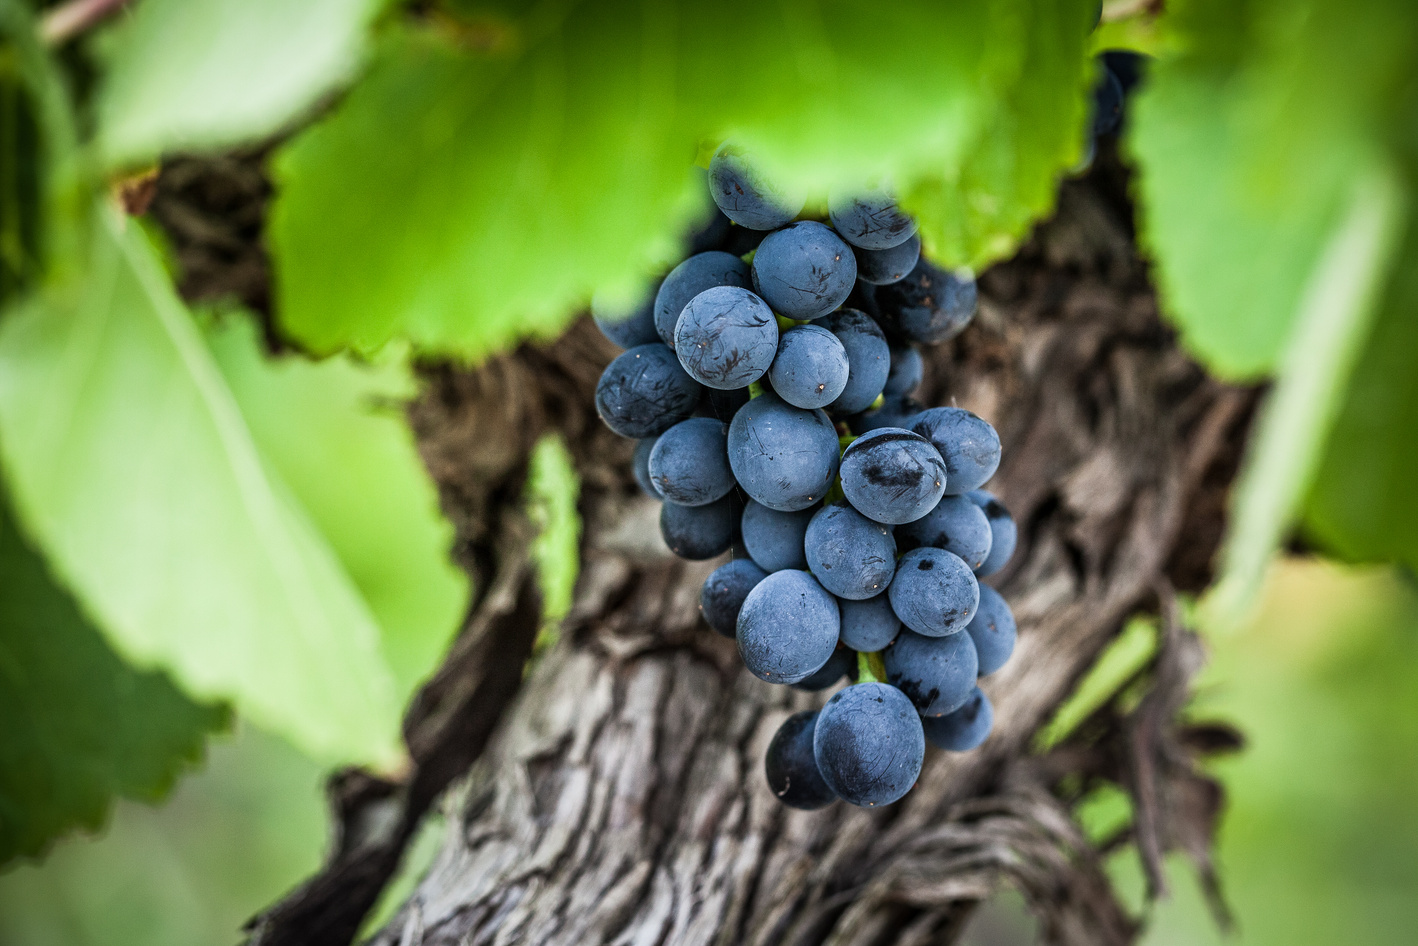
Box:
0;484;227;866
0;207;402;765
269;0;1095;358
95;0;382;168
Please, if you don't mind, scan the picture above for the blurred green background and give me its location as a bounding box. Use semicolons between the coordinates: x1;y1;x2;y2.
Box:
3;555;1415;946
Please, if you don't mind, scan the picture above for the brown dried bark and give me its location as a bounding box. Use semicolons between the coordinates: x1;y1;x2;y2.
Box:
150;152;1253;946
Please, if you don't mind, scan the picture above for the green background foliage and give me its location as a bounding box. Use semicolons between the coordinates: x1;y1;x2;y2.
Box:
1;0;1417;942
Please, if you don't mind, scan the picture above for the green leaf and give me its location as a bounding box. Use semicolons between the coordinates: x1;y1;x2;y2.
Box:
94;0;383;168
1129;0;1416;379
1305;222;1418;575
204;311;467;699
1205;166;1404;624
270;0;1096;358
525;434;579;648
0;207;401;765
0;489;227;865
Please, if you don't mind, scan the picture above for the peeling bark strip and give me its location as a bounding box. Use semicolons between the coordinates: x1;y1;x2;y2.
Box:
157;147;1256;945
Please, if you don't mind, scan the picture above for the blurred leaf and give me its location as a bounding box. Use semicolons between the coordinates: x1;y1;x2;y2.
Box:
95;0;383;168
1305;224;1418;574
1205;167;1404;624
1036;615;1157;750
270;0;1095;358
0;491;226;864
525;434;579;641
1129;0;1415;379
205;311;467;699
0;207;400;765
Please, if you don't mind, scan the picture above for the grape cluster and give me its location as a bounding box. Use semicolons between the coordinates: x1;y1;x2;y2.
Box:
593;145;1020;810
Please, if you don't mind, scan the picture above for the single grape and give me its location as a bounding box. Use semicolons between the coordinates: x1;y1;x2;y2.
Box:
751;222;857;320
821;308;890;414
910;407;1001;495
792;647;854;692
839;427;947;525
921;687;993;751
708;143;805;230
966;584;1016;676
736;570;840;684
813;682;925;807
838;594;901;652
591;281;661;349
674;286;778;389
883;343;923;395
1092;63;1124;137
632;437;661;498
768;324;850;410
847;394;925;435
701;558;769;638
966;490;1018;577
855;233;922;286
653;251;752;346
887;547;980;637
875;260;977;344
828;190;918;250
660;492;741;560
727;393;840;512
648;418;734;506
805;503;897;600
596;343;702;439
765;711;838;809
896;494;993;569
883;628;978;716
741;499;814;572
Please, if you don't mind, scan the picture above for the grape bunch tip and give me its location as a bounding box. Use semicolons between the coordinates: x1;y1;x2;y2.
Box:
592;147;1020;811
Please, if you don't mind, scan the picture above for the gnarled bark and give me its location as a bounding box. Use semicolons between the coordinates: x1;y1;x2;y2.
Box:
151;153;1252;946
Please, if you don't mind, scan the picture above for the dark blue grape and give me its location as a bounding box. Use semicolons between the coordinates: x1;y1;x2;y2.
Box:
592;284;660;349
751;222;857;321
883;343;923;395
921;687;993;751
896;494;992;570
967;489;1017;577
1092;63;1124;137
821;308;890;414
1102;49;1150;95
966;584;1016;676
674;286;778;389
653;251;752;346
633;437;661;498
768;324;850;410
847;394;924;435
887;547;980;637
700;558;769;638
727;393;840;512
804;503;897;600
765;711;838;809
813;682;925;807
596;343;702;439
660;492;741;560
839;427;947;525
838;594;901;652
647;418;733;506
793;647;854;692
883;628;978;716
910;407;1001;495
708;143;805;230
741;499;814;572
827;190;917;250
876;260;977;343
855;233;922;286
736;570;840;684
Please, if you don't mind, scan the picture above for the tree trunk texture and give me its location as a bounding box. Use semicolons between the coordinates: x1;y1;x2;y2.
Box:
147;153;1252;946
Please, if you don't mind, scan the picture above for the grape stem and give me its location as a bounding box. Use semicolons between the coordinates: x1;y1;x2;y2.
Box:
856;650;886;684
